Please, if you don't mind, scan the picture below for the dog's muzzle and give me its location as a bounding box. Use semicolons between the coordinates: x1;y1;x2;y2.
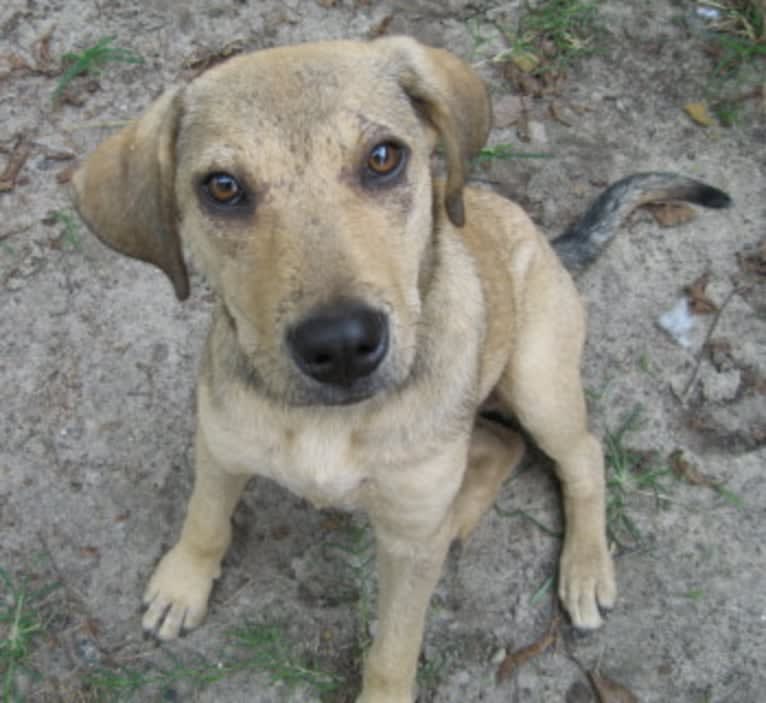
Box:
287;301;389;392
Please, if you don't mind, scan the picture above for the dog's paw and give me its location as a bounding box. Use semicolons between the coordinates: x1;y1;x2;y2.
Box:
141;545;219;640
356;693;413;703
558;535;616;630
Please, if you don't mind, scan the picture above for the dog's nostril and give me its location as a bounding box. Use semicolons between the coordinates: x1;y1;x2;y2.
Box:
288;303;389;387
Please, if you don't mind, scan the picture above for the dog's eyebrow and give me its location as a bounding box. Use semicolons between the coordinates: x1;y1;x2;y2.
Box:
353;113;403;144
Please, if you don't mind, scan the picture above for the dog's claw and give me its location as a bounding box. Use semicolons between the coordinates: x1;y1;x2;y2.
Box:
140;545;218;640
558;536;616;630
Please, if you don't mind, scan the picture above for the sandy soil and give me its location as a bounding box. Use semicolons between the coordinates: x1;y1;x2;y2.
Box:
1;1;764;701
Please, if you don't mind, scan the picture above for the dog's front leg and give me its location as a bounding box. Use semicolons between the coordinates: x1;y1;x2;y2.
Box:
142;430;249;640
358;519;453;703
358;447;469;703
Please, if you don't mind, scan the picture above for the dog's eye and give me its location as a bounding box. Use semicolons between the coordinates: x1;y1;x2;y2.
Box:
366;142;405;178
204;172;244;205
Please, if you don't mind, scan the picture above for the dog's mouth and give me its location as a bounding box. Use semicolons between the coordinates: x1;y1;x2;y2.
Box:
293;378;382;407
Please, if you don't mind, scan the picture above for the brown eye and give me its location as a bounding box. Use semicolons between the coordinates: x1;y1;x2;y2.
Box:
204;172;244;205
366;142;404;176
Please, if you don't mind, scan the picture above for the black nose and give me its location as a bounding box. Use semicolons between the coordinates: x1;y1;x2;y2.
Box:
288;303;389;387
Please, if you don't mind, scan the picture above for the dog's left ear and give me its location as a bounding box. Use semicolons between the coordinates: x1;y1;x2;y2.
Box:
379;36;492;227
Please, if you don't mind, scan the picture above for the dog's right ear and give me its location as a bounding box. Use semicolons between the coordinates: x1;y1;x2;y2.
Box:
72;88;190;300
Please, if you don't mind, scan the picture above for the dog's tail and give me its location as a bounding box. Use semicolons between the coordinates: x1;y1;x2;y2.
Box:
551;172;731;272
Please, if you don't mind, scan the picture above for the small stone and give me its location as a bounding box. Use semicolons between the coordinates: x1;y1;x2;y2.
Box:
493;95;524;128
491;647;507;664
701;367;741;403
527;120;547;144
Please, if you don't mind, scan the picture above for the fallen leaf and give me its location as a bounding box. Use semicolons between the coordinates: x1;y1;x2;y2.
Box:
512;50;540;74
33;26;55;69
684;101;715;126
738;239;766;277
366;13;393;38
643;202;696;227
588;671;639;703
496;612;560;682
0;136;31;192
684;272;718;315
549;100;574;126
271;525;291;540
41;147;75;161
56;163;77;184
669;449;719;488
183;40;245;76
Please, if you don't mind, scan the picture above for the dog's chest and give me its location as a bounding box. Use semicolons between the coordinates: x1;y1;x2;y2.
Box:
201;396;372;509
267;427;370;509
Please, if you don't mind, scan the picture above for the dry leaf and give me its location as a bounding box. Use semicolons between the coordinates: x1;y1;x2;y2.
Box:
684;101;715;127
0;136;31;192
56;163;77;184
643;202;696;227
34;26;55;69
549;101;574;126
183;40;245;76
669;449;719;488
496;612;560;682
738;240;766;277
366;13;393;38
684;272;718;315
588;671;639;703
512;50;540;74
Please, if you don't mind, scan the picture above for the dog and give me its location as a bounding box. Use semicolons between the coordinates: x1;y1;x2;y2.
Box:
72;37;730;703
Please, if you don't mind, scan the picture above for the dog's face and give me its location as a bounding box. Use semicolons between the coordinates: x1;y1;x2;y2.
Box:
73;38;490;406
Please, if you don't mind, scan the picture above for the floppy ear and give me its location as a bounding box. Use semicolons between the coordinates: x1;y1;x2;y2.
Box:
379;36;492;227
72;88;190;300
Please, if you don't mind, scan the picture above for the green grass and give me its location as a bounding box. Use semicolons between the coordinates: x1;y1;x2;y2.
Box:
53;36;144;101
50;209;81;249
497;0;604;76
697;1;766;124
519;0;603;66
322;522;376;654
603;405;673;549
0;568;59;703
88;623;341;701
474;144;553;163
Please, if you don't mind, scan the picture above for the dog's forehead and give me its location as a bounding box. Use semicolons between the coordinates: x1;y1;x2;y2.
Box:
182;42;413;138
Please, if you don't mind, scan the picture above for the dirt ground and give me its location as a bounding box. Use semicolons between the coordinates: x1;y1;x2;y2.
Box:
1;1;764;701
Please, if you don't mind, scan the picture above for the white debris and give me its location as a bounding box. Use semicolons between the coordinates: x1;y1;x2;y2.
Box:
696;5;723;21
657;297;697;347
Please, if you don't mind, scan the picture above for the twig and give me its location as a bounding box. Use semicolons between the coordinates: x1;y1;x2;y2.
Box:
0;224;33;242
496;599;561;682
65;119;130;131
679;286;742;401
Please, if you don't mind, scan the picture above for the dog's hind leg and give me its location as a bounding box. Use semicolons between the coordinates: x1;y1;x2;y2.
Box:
142;430;249;640
497;273;616;630
451;418;526;542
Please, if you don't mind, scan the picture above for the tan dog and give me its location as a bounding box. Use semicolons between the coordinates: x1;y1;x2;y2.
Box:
72;37;730;703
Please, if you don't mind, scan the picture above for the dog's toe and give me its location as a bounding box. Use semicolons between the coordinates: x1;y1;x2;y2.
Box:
558;536;616;630
140;545;218;639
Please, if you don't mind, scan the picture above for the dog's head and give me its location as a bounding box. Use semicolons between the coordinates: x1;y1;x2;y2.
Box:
73;37;491;406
